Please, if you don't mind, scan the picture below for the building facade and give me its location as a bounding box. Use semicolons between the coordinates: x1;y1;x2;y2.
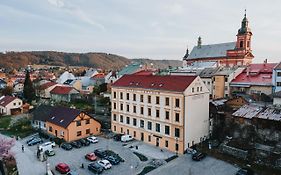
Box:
0;96;23;115
111;75;209;154
273;62;281;93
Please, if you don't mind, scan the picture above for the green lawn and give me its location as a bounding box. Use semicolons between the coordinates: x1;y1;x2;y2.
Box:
0;115;12;129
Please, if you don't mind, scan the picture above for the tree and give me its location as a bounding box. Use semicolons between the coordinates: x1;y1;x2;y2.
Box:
23;70;35;103
1;86;13;96
0;136;15;159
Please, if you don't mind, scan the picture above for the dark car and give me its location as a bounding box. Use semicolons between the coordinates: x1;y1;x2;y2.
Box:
27;138;43;146
79;139;90;146
236;168;254;175
61;143;72;150
192;152;206;161
113;134;123;141
104;150;124;162
88;162;103;174
104;155;120;165
94;149;107;158
55;163;70;174
26;136;37;144
70;141;82;148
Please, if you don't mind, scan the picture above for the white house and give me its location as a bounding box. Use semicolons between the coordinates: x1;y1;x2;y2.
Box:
13;82;24;93
38;82;58;98
0;96;23;115
273;62;281;93
56;71;75;84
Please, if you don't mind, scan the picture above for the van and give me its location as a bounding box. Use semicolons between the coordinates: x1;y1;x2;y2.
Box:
38;141;55;152
121;135;133;142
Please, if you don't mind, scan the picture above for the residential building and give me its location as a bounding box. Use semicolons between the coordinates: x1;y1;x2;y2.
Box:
50;86;80;102
32;106;101;141
91;73;105;86
31;105;54;130
37;82;57;98
0;79;7;89
230;63;277;95
273;91;281;106
199;67;220;98
183;12;254;66
63;79;82;91
56;71;75;84
273;62;281;93
111;74;209;154
13;82;24;93
117;62;143;79
0;95;23;115
212;67;244;99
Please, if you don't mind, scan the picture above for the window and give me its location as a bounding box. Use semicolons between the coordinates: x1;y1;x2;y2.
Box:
133;94;136;101
224;86;228;91
175;143;179;151
240;41;243;48
113;114;117;121
156;96;160;104
120;92;123;99
13;103;16;106
113;91;116;98
140;95;144;102
60;131;64;136
77;131;82;136
165;140;169;148
127;129;129;135
133;118;137;126
277;82;281;87
175;98;180;108
133;106;136;113
156;123;160;132
148;95;151;103
147;121;152;130
140;106;144;115
126;104;130;112
156;109;160;118
121;127;123;133
120;103;123;110
148;108;151;116
277;72;281;77
175;128;180;138
192;87;194;93
133;131;136;137
85;119;90;124
49;126;53;132
225;77;228;82
165;97;169;106
165;125;170;135
140;120;144;128
197;87;199;92
148;135;151;142
165;111;169;120
200;87;202;91
175;113;180;122
18;102;21;105
114;125;116;131
126;117;130;124
126;93;129;100
76;121;81;126
113;102;116;109
86;129;90;134
120;115;123;123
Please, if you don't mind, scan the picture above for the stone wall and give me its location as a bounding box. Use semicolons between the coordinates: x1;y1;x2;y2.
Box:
219;144;248;160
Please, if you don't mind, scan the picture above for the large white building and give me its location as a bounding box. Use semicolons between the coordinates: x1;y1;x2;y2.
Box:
111;74;210;153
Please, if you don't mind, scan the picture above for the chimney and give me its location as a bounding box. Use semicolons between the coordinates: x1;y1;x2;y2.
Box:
264;59;268;64
197;36;202;48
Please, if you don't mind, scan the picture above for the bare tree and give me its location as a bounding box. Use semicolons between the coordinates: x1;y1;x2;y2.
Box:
0;136;15;159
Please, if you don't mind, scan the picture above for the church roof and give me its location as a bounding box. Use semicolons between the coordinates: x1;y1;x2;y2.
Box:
187;42;236;60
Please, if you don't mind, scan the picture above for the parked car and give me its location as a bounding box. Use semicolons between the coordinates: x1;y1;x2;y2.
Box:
26;136;37;144
104;155;120;165
236;168;254;175
94;149;107;158
55;163;70;174
185;148;197;154
113;134;123;141
97;160;112;170
39;142;56;152
61;143;72;150
87;136;99;143
66;170;79;175
79;139;90;146
70;141;82;148
121;135;133;142
192;152;206;161
45;150;55;156
88;162;103;174
27;138;43;146
85;153;97;161
104;150;125;162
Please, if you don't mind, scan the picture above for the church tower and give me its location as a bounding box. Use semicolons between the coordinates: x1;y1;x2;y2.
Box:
236;10;252;52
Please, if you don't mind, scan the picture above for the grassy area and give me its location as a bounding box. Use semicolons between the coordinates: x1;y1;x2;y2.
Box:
137;166;156;175
133;152;148;162
0;115;12;129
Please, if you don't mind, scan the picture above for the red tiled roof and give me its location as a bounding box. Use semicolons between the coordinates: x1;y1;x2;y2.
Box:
91;73;105;79
112;75;197;92
231;63;277;86
133;69;156;76
50;86;74;95
40;82;57;90
0;96;18;107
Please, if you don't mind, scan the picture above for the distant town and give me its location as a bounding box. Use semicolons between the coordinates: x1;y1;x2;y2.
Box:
0;13;280;175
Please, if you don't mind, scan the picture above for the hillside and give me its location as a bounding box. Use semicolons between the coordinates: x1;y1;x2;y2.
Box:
0;51;182;70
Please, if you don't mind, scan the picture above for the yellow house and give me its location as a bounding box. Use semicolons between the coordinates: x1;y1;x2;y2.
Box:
44;107;101;141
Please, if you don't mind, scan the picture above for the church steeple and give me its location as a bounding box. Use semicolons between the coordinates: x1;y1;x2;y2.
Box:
236;10;252;51
183;45;189;60
238;9;251;35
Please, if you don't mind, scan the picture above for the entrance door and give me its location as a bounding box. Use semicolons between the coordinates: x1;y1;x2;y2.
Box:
55;130;58;137
156;138;159;147
141;132;144;141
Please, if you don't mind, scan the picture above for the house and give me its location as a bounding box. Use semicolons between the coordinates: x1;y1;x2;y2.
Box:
32;106;101;141
90;73;105;86
105;71;118;84
85;68;99;77
183;12;254;66
272;91;281;106
199;67;220;98
111;74;210;154
0;95;23;115
46;107;101;141
56;71;75;84
273;62;281;93
117;62;143;79
230;63;277;95
38;82;57;98
13;82;24;93
31;105;54;130
63;79;82;91
50;86;80;102
226;96;248;109
0;79;7;89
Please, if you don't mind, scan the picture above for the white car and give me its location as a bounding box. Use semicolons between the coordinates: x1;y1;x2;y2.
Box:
121;135;133;142
97;160;112;170
87;136;98;143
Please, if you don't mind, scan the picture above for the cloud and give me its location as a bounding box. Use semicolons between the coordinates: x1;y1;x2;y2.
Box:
47;0;105;30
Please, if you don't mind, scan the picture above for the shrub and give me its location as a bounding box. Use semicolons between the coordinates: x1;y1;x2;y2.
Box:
133;152;148;161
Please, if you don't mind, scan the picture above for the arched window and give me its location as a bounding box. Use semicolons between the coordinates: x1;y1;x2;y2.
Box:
240;41;244;48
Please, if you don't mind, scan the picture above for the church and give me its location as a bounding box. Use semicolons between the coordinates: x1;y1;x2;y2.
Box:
183;12;254;67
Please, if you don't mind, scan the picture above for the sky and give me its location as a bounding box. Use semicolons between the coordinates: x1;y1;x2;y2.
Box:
0;0;280;63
